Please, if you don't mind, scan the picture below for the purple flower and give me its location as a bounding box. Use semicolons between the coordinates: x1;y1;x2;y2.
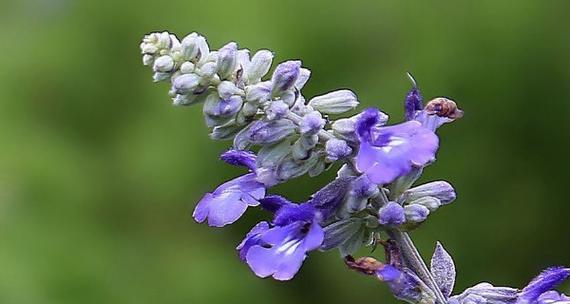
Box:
355;108;439;185
192;150;265;227
238;202;324;280
518;267;570;304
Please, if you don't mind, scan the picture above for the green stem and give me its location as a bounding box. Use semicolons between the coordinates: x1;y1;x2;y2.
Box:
387;229;447;304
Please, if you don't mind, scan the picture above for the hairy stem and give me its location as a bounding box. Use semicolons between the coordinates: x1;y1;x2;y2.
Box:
387;229;447;304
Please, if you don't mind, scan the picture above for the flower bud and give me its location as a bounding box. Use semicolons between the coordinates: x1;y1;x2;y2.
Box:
378;202;405;226
141;42;158;55
404;181;456;205
217;81;240;100
409;196;441;211
295;68;311;90
198;62;218;79
142;54;154;66
153;55;175;73
179;33;198;59
299;111;325;135
343;175;378;213
195;35;210;64
180;61;195;74
234;119;296;149
266;100;289;120
172;73;201;94
153;72;171;82
246;50;273;83
325;139;352;161
203;94;243;118
172;93;208;106
217;42;238;79
308;90;359;114
209;121;242;140
245;81;271;103
271;60;301;95
404;204;430;223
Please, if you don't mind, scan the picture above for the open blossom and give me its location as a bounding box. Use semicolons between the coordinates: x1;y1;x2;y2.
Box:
355;108;439;185
192;150;265;227
238;202;324;280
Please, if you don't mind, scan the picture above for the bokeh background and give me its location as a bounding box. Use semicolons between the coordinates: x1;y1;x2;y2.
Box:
1;0;569;303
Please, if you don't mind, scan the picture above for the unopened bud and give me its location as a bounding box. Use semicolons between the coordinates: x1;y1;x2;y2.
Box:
217;42;238;79
404;204;430;223
325;139;352;161
299;111;325;135
246;50;273;83
404;181;456;205
172;73;201;94
309;90;359;114
378;202;405;226
153;55;174;73
271;60;301;95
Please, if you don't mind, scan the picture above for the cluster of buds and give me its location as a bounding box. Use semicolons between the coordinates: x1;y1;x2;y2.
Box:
141;31;360;186
140;31;568;304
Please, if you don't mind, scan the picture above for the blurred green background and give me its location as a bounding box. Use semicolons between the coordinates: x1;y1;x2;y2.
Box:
1;0;569;303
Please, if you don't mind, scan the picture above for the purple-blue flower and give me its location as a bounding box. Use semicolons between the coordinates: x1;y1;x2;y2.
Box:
355;108;439;185
192;150;265;227
238;202;324;280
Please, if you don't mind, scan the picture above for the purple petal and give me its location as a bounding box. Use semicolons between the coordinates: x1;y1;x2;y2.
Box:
520;267;570;302
308;176;354;220
259;195;293;213
237;221;270;261
356;119;439;185
244;220;324;281
192;174;265;227
193;190;247;227
273;203;316;227
220;149;257;171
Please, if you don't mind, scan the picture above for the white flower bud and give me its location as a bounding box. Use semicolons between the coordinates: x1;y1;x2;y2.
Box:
180;33;200;60
266;100;289;120
142;54;154;66
409;196;441;212
308;90;359;114
153;55;174;73
246;50;273;83
172;73;201;94
217;42;238;79
141;43;158;55
295;68;311;90
198;62;218;78
404;204;430;223
180;61;195;74
217;81;240;100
